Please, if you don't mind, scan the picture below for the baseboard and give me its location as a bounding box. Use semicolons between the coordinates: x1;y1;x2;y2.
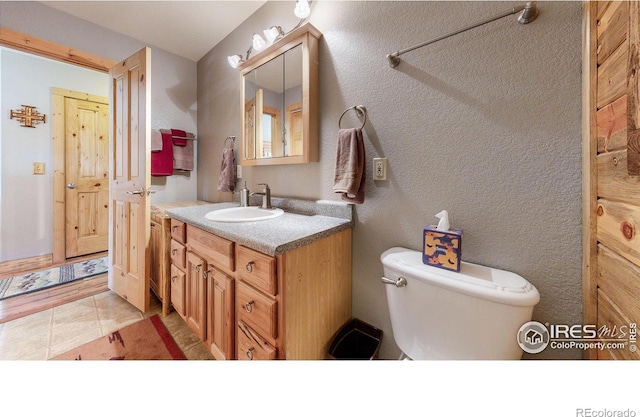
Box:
0;254;53;279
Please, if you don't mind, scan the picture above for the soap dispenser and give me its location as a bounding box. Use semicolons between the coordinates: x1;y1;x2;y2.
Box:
240;181;250;207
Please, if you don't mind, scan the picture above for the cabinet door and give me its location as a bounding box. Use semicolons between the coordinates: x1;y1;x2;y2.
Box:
170;264;186;318
207;267;235;360
149;220;162;297
186;252;207;341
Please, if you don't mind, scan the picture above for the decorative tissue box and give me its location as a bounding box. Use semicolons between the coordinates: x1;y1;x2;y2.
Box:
423;226;463;272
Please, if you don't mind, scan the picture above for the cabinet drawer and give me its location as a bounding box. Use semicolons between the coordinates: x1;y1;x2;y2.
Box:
170;240;186;269
237;321;276;360
170;264;186;317
187;226;234;272
236;281;278;340
236;245;277;296
170;219;186;244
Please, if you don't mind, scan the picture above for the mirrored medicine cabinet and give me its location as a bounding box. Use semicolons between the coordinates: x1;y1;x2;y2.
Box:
238;23;321;166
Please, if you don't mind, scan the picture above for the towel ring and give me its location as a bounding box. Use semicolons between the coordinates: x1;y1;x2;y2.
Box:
338;105;367;129
225;136;235;149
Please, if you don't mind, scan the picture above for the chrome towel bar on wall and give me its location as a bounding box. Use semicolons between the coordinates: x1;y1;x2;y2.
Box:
386;1;540;68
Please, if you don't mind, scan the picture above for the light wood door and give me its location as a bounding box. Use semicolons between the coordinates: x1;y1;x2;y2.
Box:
286;102;303;156
584;1;640;359
65;97;109;258
108;47;151;312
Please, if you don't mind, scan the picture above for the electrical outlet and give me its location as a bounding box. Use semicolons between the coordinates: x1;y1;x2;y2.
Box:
373;157;387;180
237;165;242;179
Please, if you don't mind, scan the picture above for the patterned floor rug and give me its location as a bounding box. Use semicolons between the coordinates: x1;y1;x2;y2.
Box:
0;257;108;301
50;315;186;360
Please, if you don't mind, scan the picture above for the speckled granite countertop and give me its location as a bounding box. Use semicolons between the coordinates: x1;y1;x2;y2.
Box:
165;198;354;256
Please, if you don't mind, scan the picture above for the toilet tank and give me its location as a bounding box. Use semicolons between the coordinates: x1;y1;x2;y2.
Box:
381;247;540;360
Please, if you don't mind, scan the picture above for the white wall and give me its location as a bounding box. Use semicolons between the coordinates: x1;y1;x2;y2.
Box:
198;1;583;359
0;1;199;262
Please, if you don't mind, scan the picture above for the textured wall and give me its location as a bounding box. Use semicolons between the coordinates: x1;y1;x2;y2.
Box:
199;1;583;359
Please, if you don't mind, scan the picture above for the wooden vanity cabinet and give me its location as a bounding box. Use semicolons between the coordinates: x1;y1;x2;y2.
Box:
236;229;352;360
169;219;352;361
207;267;235;360
186;252;207;341
150;202;208;316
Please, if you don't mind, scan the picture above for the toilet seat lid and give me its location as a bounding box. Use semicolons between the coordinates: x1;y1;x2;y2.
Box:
381;247;540;306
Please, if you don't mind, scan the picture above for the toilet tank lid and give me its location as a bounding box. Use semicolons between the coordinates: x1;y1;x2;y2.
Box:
380;247;540;307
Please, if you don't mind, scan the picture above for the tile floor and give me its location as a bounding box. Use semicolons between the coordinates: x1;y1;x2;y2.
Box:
0;290;214;360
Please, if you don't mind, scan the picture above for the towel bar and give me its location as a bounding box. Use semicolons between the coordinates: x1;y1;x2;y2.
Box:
339;105;367;130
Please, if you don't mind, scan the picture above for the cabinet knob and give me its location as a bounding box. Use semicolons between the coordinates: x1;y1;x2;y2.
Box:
171;249;177;256
245;300;255;313
171;226;178;231
246;261;255;273
246;347;254;360
171;276;176;282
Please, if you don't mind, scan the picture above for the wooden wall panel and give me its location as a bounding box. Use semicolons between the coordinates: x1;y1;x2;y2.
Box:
596;1;628;65
597;40;629;110
596;198;640;267
627;1;640;175
597;94;628;152
597;290;639;360
597;149;640;205
597;244;640;326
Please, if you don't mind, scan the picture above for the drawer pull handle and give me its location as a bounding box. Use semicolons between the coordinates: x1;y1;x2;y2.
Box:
203;270;210;280
246;261;255;273
171;225;178;232
245;300;255;313
246;347;254;360
171;249;177;256
171;276;177;282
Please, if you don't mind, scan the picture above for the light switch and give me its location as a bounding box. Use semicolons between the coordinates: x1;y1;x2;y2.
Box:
33;162;45;175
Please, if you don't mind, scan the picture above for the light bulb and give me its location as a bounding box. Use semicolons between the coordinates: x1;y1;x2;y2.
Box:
263;26;284;45
252;33;267;52
294;0;310;19
227;55;242;69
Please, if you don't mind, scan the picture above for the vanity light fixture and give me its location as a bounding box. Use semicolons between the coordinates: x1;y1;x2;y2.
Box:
227;0;313;69
294;0;311;19
263;26;285;44
227;54;243;69
252;33;267;52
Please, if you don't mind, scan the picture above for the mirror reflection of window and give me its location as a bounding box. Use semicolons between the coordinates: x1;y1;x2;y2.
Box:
262;114;272;157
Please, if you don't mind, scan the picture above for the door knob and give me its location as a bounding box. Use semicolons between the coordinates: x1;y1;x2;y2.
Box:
67;183;76;189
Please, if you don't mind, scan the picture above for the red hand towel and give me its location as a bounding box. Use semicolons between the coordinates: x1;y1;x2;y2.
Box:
171;129;187;146
151;131;174;176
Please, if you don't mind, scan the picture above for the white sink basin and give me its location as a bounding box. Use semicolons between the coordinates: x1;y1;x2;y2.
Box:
205;206;284;223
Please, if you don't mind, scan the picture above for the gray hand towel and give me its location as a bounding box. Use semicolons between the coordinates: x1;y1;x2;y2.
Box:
217;147;236;192
333;128;365;204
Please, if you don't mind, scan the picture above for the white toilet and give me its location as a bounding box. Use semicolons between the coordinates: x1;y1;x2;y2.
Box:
381;247;540;360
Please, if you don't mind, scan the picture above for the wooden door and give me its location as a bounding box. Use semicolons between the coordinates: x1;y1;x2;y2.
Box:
207;266;235;360
108;47;151;312
286;102;303;156
584;1;640;360
65;97;109;258
186;251;207;341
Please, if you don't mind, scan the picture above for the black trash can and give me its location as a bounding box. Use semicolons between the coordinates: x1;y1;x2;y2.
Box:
328;318;383;360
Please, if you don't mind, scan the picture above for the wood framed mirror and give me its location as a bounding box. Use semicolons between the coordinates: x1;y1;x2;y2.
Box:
238;23;321;166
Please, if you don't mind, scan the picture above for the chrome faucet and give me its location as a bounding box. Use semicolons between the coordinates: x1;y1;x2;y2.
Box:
250;183;272;209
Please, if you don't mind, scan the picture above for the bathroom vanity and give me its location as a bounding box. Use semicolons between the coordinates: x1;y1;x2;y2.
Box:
166;199;353;360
